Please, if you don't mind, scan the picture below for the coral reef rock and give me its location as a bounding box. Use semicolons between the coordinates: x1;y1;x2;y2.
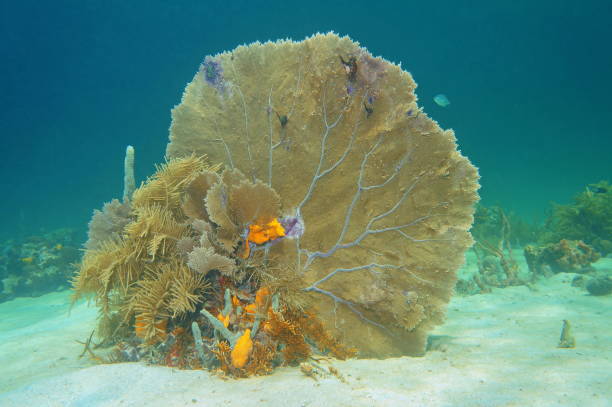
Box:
540;180;612;256
585;275;612;296
1;229;80;302
166;33;479;357
524;239;600;276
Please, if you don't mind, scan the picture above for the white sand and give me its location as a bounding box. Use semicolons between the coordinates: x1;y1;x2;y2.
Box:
1;258;610;407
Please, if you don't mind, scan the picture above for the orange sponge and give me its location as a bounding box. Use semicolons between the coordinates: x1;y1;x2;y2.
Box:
247;219;285;245
231;329;253;368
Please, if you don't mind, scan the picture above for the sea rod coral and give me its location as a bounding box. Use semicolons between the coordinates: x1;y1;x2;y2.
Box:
72;33;479;375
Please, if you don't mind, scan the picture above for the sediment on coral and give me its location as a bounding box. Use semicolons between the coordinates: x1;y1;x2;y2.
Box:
73;33;479;375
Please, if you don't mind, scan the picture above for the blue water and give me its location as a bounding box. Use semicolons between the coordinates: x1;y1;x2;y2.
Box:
1;0;610;240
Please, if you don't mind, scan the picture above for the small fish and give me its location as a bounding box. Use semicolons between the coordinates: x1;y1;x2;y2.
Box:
54;244;63;250
433;94;450;107
587;185;608;194
20;257;34;263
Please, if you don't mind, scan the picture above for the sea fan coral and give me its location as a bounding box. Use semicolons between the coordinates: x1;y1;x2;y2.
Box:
166;33;479;357
187;246;235;276
85;199;132;250
73;33;478;376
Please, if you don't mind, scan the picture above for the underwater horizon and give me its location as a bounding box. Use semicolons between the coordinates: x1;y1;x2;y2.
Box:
1;0;611;241
0;1;610;406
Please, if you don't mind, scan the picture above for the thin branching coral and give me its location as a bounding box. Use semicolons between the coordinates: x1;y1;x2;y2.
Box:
73;156;218;343
131;154;207;212
264;309;312;365
130;268;173;343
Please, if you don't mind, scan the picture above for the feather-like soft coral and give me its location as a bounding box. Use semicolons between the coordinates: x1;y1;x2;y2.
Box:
167;265;209;317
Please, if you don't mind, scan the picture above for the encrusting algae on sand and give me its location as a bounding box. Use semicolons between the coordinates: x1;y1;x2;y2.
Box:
71;33;478;377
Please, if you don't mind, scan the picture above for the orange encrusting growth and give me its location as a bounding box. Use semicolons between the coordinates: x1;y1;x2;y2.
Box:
241;218;285;258
217;312;230;328
231;329;253;368
232;295;241;307
248;218;285;244
245;286;271;317
255;286;270;306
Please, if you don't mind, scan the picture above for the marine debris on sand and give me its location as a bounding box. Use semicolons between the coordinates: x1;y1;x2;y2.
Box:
557;319;576;348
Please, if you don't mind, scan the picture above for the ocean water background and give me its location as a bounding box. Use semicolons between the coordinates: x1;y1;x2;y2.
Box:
1;0;610;241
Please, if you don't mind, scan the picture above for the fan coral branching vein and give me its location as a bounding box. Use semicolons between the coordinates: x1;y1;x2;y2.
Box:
229;60;254;179
267;88;275;186
305;263;402;289
302;142;422;269
268;58;304;186
304;286;388;331
295;84;349;219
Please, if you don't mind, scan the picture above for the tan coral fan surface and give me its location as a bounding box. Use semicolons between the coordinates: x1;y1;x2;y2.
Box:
167;33;480;357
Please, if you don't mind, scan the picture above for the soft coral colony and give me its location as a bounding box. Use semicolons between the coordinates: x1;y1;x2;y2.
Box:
72;33;479;376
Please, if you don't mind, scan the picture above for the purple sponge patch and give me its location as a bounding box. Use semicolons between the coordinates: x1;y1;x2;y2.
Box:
200;56;226;93
281;216;304;239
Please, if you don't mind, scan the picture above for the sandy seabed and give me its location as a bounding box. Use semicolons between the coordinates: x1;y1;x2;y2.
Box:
1;256;610;407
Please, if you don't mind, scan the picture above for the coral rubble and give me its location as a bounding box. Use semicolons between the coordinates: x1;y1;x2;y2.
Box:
73;33;479;375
